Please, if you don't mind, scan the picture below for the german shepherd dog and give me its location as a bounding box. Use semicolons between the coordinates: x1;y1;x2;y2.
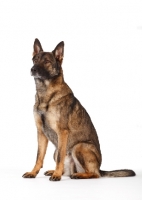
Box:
22;39;135;181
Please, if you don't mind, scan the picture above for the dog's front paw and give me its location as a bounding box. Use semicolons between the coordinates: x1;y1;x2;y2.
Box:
22;172;36;178
44;170;55;176
49;173;61;181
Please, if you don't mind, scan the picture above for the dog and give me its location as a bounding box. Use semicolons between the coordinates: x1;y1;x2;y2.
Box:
22;39;135;181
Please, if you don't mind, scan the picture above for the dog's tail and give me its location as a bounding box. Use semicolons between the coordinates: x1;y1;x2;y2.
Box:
100;169;136;177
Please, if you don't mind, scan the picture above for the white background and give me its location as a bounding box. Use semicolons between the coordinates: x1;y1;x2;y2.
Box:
0;0;142;199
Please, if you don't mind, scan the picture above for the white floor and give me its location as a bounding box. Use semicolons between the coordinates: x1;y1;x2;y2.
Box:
0;168;142;200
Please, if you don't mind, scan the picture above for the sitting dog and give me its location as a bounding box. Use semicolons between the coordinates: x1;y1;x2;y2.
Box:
23;39;135;181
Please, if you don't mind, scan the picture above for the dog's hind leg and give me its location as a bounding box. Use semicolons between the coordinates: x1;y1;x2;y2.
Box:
70;143;101;179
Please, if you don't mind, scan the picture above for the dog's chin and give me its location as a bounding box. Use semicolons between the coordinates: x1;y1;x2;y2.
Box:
33;75;43;79
31;72;43;79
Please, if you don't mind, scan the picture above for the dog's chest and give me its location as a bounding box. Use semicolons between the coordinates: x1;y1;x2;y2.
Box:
35;104;59;147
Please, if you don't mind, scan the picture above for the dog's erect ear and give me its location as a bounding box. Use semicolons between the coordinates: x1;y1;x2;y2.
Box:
52;41;64;64
33;38;43;56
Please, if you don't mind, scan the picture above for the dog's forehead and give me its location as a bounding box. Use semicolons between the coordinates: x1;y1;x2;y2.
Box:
33;52;54;61
41;52;53;59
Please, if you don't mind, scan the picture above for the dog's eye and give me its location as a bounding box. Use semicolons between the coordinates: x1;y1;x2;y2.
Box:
45;60;50;64
33;56;39;63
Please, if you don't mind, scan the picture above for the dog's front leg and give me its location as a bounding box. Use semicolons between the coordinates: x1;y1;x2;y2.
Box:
22;131;48;178
49;130;68;181
22;113;48;178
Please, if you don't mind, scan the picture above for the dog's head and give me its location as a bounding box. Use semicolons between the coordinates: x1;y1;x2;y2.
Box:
31;39;64;80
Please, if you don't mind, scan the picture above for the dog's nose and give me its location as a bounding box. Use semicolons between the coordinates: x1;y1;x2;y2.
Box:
31;66;37;73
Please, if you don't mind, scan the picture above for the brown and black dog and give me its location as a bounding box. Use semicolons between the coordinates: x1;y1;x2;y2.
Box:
22;39;135;181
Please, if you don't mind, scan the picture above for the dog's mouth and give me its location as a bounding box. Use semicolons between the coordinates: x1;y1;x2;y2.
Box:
31;66;43;79
31;70;42;79
31;69;50;80
30;65;58;80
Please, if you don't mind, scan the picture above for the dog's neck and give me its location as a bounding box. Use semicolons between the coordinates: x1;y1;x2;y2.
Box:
34;69;72;106
35;72;63;91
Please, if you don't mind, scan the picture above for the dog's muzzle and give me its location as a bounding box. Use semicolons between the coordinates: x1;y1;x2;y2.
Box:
31;65;45;79
31;66;37;74
31;66;40;78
